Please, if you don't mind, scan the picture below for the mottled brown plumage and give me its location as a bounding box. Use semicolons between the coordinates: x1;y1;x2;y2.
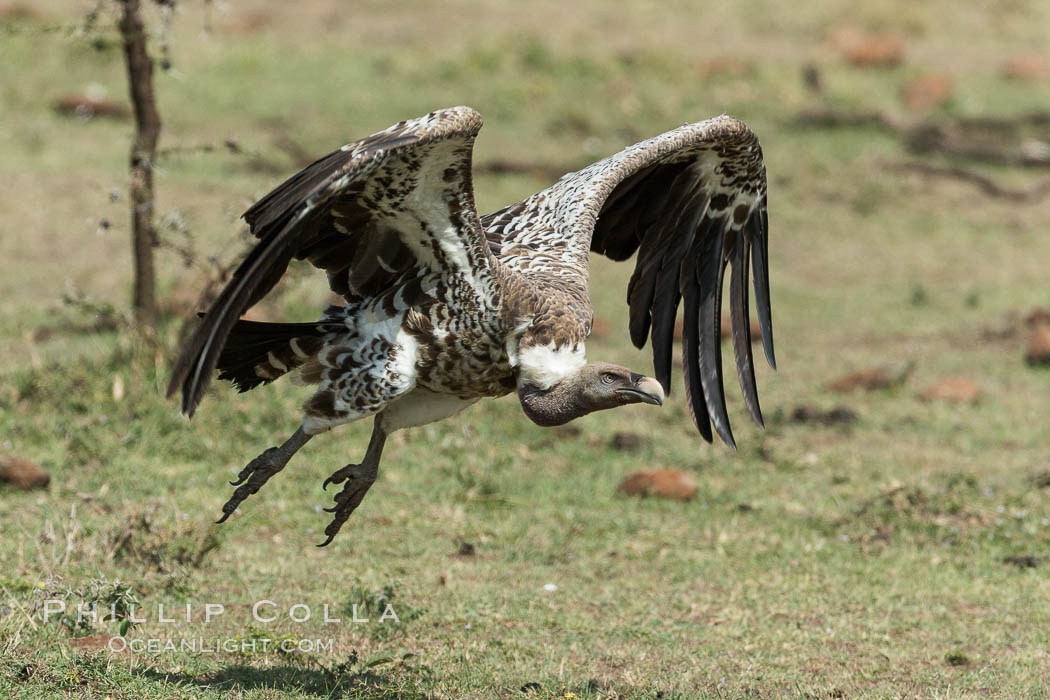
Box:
168;106;775;544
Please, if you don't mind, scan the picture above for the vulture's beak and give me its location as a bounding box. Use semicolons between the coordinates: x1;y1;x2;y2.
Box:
617;375;665;406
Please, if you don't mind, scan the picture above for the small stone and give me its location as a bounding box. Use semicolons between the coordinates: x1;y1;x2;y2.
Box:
589;316;612;338
1025;324;1050;366
551;425;581;439
1003;555;1040;569
918;378;981;403
617;468;698;501
789;405;858;427
697;56;756;78
52;95;130;120
1028;470;1050;489
1024;307;1050;327
610;432;643;452
719;313;762;342
674;314;760;342
1003;52;1049;82
831;27;905;67
0;456;50;490
901;74;954;112
828;363;913;392
0;3;41;21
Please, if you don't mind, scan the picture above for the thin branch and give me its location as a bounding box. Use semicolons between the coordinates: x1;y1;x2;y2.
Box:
885;160;1050;202
118;0;162;324
795;107;907;132
796;106;1050;168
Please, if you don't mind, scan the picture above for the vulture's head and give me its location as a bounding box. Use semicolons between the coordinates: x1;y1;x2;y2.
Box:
518;362;665;427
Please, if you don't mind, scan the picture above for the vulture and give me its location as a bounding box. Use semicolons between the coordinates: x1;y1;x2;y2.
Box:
168;106;774;546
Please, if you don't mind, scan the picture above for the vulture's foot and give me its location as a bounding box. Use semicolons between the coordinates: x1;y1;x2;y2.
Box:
318;462;378;546
316;421;387;547
216;427;312;524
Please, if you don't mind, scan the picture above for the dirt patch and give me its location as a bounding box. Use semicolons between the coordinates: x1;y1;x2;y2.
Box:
840;476;990;546
69;635;120;652
108;503;220;573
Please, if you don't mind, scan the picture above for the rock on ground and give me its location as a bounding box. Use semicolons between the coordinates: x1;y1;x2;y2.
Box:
617;469;698;501
0;456;50;490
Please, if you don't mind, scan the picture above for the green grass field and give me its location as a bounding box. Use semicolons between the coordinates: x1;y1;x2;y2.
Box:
2;1;1050;697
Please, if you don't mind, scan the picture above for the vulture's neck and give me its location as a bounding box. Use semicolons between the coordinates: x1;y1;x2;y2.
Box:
514;337;588;425
517;381;585;427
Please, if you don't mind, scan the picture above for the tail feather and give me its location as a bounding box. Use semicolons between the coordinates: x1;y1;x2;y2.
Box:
214;319;332;393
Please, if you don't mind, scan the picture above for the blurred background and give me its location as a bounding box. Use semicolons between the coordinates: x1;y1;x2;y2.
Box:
1;1;1049;697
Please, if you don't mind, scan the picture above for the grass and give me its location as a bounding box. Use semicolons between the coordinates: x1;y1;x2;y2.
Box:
3;0;1050;697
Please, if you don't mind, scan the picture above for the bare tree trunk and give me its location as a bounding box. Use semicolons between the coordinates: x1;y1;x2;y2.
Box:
119;0;161;324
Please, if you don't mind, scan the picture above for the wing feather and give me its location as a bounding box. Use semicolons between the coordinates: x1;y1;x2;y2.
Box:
169;107;494;416
680;266;714;442
729;235;764;428
693;215;734;448
750;208;776;370
485;115;772;446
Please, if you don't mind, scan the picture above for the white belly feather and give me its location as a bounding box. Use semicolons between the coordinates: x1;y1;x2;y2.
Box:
378;388;480;432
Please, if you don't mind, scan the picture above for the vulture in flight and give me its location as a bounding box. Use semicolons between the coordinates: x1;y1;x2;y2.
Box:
168;106;774;546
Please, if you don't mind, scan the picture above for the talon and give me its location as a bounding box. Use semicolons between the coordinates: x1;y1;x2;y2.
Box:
317;518;345;547
215;433;310;526
229;468;252;486
322;463;356;491
312;425;385;547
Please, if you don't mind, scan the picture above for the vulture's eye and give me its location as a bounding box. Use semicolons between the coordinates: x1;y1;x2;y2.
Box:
600;372;618;385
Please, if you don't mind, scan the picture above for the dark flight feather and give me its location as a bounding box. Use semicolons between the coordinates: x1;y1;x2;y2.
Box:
564;116;774;446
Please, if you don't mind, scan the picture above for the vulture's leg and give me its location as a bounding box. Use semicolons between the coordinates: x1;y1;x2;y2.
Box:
317;420;387;547
216;426;313;524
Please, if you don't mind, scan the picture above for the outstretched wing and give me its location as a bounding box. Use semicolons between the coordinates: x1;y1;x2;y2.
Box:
169;106;496;416
486;115;773;447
